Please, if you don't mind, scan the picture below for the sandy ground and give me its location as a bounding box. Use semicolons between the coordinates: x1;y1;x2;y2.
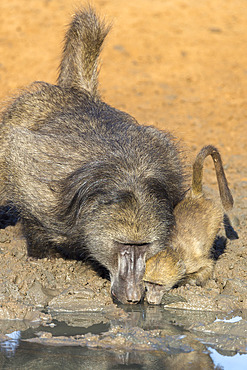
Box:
0;0;246;329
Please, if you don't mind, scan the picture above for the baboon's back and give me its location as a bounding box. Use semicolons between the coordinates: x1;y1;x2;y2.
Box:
0;80;185;222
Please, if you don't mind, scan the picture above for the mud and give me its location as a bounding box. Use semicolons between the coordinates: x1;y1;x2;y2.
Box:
0;0;246;365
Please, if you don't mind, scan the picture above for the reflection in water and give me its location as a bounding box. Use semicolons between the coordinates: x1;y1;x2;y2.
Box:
0;344;215;369
214;316;242;323
1;330;21;358
208;347;247;370
0;307;245;369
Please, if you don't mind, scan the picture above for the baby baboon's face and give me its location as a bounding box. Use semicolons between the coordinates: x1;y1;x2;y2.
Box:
144;282;167;305
143;248;186;304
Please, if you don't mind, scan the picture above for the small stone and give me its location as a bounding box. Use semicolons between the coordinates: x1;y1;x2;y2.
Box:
36;331;53;339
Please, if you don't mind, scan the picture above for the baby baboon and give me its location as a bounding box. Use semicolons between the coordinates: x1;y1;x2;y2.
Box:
0;8;187;304
143;145;233;304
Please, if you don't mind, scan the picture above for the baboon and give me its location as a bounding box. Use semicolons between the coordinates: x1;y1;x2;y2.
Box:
0;8;187;304
143;145;234;304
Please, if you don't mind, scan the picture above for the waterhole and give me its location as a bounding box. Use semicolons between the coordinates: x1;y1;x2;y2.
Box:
0;305;246;369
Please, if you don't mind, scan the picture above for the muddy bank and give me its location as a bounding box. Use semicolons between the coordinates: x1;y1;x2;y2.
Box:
0;206;245;322
0;222;117;322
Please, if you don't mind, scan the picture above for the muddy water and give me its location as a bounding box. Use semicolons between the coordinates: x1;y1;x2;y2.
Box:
0;306;247;369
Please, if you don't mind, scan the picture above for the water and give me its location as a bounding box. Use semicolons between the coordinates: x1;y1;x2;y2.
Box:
0;305;246;369
208;347;247;370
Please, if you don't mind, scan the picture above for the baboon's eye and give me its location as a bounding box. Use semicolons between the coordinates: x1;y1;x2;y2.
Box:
98;190;135;206
145;177;169;201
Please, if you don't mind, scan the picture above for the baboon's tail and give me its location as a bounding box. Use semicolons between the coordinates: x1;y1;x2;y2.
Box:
57;7;110;97
192;145;234;211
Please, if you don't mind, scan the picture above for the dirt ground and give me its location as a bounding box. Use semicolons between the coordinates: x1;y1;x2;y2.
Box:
0;0;246;325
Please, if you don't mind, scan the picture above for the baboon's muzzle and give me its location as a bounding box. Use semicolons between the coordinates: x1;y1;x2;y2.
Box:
110;243;149;304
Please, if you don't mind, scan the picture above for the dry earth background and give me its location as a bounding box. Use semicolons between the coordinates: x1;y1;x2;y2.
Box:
0;0;246;330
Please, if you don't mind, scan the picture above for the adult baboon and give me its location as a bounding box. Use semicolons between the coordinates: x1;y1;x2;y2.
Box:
0;8;186;304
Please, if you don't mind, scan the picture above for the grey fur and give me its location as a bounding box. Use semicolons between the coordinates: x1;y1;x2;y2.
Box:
58;6;111;96
0;8;186;304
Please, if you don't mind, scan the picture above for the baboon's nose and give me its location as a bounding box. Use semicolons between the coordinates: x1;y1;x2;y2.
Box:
111;288;140;304
126;287;142;304
127;299;139;304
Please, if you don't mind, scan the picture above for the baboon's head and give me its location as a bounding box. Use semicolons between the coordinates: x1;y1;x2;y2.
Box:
59;160;176;304
143;248;186;304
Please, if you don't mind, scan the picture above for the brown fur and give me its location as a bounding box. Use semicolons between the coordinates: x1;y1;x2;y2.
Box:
143;145;233;304
144;248;186;304
0;8;187;304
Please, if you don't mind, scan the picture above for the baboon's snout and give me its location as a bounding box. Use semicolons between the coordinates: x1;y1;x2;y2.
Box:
144;282;165;305
110;243;149;304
